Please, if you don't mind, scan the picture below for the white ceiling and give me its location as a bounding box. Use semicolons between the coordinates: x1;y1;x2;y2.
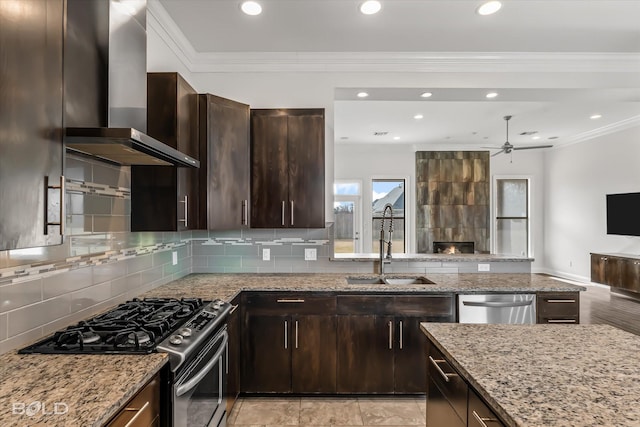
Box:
157;0;640;148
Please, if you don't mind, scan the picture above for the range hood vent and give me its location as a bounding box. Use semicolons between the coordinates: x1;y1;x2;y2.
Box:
63;0;198;168
65;128;199;167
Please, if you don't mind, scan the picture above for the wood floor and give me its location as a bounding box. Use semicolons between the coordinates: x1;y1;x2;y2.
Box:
229;282;640;426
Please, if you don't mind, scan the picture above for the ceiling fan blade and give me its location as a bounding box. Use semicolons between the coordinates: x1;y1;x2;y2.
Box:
490;149;506;157
512;145;554;151
481;146;505;149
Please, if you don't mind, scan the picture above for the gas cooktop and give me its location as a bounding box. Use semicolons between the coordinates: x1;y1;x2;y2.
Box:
19;297;207;354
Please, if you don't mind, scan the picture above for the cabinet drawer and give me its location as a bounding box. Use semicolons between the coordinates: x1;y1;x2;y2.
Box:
107;375;160;427
537;292;579;319
243;292;336;314
427;342;467;424
394;295;455;319
337;295;394;315
468;389;505;427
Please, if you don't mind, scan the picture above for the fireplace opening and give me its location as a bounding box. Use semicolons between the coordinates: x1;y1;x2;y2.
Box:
433;241;475;254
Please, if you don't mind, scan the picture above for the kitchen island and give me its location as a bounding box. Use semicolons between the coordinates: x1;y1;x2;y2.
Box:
420;323;640;427
0;273;584;426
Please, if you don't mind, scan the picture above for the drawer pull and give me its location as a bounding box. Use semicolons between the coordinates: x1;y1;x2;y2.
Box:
229;304;239;314
276;299;305;303
123;401;150;427
547;299;576;303
429;355;457;382
547;319;577;323
388;321;393;350
472;410;499;427
284;320;288;349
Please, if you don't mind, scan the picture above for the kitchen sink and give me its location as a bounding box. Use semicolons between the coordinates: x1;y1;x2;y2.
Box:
346;276;435;285
346;276;386;284
383;276;435;285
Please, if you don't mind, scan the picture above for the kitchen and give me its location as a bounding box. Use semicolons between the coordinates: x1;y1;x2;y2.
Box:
1;0;640;426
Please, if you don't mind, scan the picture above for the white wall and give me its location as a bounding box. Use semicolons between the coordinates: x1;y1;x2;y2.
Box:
544;126;640;281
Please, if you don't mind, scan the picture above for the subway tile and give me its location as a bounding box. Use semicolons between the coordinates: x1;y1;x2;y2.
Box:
241;229;276;240
160;232;182;244
93;162;127;188
67;193;84;215
111;198;131;216
153;250;172;266
66;214;92;235
83;195;113;215
259;245;292;257
275;229;309;239
93;262;126;285
65;155;93;181
0;278;42;312
242;257;275;269
210;256;242;268
126;254;153;274
192;256;209;267
225;266;256;273
163;261;183;276
140;266;164;285
193;244;226;256
307;228;330;240
8;295;71;337
274;257;309;271
111;273;142;297
93;215;129;233
42;267;93;299
0;327;44;355
225;244;259;257
191;230;210;239
209;230;242;239
193;266;226;274
0;313;6;340
71;282;112;313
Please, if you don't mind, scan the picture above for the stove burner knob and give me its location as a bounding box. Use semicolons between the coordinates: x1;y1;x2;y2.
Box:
169;335;184;346
179;327;192;337
212;303;221;310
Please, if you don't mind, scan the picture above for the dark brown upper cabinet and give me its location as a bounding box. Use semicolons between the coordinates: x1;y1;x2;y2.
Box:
198;94;251;229
0;0;65;250
250;109;325;228
131;73;199;231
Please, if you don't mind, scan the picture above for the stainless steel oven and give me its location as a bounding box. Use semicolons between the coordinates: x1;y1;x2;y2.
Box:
173;326;228;427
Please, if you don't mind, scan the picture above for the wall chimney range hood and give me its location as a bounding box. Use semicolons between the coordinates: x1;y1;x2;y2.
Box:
63;0;199;168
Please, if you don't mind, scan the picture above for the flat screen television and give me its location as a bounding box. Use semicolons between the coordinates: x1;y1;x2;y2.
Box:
607;192;640;236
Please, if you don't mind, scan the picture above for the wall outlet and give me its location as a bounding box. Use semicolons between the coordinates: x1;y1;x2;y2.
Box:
478;263;490;272
262;248;270;261
172;251;178;266
305;248;317;261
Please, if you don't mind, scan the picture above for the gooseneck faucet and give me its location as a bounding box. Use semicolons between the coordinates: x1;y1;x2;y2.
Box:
379;203;394;275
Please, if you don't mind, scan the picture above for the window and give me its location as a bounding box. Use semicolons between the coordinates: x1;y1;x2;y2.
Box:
494;178;529;256
333;182;361;253
372;179;405;254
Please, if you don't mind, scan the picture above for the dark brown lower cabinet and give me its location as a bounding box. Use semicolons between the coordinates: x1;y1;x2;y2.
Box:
394;317;428;393
292;315;337;393
537;292;580;324
106;372;160;426
426;340;505;427
227;295;241;413
590;252;640;295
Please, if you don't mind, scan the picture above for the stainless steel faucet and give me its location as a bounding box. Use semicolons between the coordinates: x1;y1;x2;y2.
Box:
379;203;393;275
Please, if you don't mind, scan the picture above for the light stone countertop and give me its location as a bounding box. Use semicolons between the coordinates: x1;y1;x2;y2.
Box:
0;273;584;427
420;323;640;427
331;253;534;262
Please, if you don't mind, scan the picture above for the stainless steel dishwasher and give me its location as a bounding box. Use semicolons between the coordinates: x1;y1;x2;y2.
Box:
458;294;536;324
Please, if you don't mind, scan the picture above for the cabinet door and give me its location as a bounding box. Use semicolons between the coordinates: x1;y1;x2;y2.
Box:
426;376;465;427
394;317;427;393
242;314;291;393
468;389;506;427
226;297;241;413
606;257;624;288
292;315;337;393
250;112;289;228
623;259;640;293
202;94;251;229
0;0;64;250
590;254;607;284
287;112;325;228
337;315;394;393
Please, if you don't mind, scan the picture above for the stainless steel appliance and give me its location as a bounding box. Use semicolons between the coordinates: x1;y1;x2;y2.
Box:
458;294;536;324
19;297;231;427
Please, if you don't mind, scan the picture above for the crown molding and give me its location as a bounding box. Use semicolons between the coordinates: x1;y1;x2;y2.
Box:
556;115;640;148
147;1;640;74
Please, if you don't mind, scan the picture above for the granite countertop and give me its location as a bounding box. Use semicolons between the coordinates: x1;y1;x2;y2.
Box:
141;273;585;300
331;253;534;262
0;352;167;427
420;323;640;427
0;273;584;426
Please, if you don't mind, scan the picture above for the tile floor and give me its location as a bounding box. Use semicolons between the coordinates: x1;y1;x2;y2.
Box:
228;396;427;427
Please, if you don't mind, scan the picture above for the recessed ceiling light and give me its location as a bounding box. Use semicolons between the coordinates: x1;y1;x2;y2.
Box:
357;92;369;98
485;92;498;99
414;114;424;120
360;0;382;15
590;114;602;119
393;136;401;140
420;92;433;98
477;1;502;16
241;1;262;15
532;136;541;140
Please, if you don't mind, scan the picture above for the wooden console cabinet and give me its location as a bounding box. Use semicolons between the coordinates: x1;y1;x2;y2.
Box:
536;292;580;324
591;253;640;294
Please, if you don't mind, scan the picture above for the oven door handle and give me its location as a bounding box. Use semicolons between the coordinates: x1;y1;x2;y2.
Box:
176;331;228;397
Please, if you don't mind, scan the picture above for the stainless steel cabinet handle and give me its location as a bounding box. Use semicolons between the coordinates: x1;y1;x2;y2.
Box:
277;299;305;303
281;201;286;226
399;321;403;350
547;319;577;323
284;320;288;349
44;175;65;235
388;321;393;349
290;200;294;226
178;195;188;227
229;304;239;314
295;320;299;349
242;200;248;225
472;410;499;427
462;300;533;308
547;299;576;303
429;356;458;382
123;401;150;427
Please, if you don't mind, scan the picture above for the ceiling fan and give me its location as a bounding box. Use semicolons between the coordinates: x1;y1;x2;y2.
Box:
483;115;553;157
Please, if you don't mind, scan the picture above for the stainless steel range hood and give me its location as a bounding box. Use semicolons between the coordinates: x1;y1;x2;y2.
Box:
63;0;199;168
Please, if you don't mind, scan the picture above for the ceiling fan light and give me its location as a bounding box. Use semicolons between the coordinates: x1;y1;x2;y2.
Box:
477;1;502;16
360;0;382;15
